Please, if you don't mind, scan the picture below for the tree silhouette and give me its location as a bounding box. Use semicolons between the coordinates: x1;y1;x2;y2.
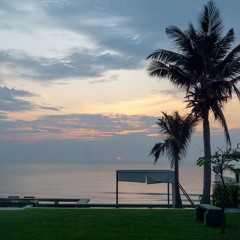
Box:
150;111;197;208
147;1;240;203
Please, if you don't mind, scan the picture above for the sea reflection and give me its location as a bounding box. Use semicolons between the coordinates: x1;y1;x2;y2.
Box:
0;163;229;204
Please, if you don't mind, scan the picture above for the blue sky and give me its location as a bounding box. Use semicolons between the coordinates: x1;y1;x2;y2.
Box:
0;0;240;164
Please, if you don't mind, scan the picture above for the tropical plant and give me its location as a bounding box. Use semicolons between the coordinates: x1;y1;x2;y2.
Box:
197;148;240;233
150;111;198;208
212;181;240;208
147;0;240;203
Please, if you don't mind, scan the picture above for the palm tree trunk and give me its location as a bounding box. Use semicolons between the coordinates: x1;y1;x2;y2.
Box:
174;158;182;208
220;174;226;233
201;109;212;204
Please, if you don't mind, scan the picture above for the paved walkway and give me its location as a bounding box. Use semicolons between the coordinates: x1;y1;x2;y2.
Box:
226;207;240;213
0;205;32;211
1;206;240;212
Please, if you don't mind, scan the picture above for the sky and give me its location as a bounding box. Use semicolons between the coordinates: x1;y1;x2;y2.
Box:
0;0;240;165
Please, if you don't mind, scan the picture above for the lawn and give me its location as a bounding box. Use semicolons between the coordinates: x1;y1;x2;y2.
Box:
0;209;239;240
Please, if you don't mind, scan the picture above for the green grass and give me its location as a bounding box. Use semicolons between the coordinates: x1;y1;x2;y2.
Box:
0;209;239;240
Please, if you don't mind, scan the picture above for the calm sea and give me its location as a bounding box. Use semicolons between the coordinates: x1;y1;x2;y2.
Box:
0;163;235;205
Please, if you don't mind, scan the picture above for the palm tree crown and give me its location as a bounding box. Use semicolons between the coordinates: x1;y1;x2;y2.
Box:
150;111;197;166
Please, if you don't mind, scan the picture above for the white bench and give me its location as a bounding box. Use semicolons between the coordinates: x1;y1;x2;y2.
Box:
195;204;223;227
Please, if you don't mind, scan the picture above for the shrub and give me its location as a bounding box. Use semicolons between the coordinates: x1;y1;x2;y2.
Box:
212;181;240;208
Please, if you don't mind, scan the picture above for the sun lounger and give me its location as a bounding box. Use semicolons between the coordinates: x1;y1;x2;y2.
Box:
1;197;90;208
8;196;20;204
23;196;39;206
76;199;90;204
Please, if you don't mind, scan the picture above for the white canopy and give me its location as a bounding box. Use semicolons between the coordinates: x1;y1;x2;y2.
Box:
117;170;175;184
116;170;176;207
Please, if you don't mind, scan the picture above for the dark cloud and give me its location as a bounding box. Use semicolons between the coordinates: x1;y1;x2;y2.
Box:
0;112;162;163
42;0;240;60
0;86;35;112
0;49;139;81
41;0;171;61
0;86;60;114
0;113;158;141
0;1;239;82
0;114;237;164
37;105;62;111
35;113;157;135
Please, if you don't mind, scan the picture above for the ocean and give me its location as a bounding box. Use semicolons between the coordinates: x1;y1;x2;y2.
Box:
0;163;236;205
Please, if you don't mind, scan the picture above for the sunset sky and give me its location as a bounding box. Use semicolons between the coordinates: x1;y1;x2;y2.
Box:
0;0;240;164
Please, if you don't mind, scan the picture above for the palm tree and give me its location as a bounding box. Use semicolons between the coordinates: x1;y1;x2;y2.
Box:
147;1;240;203
150;111;198;208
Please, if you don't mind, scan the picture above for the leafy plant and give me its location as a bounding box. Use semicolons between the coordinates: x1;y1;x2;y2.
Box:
212;181;240;208
197;147;240;233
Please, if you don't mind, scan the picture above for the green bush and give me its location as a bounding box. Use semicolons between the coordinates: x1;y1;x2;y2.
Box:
212;181;240;208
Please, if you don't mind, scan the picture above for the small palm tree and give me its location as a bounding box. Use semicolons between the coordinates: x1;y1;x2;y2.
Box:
150;111;198;208
147;1;240;203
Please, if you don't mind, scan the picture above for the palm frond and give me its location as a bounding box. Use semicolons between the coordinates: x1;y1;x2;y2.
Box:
147;59;196;90
146;49;185;63
147;60;169;78
198;0;223;37
150;140;171;164
210;104;231;146
166;25;197;56
218;44;240;73
230;81;240;100
214;28;235;62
